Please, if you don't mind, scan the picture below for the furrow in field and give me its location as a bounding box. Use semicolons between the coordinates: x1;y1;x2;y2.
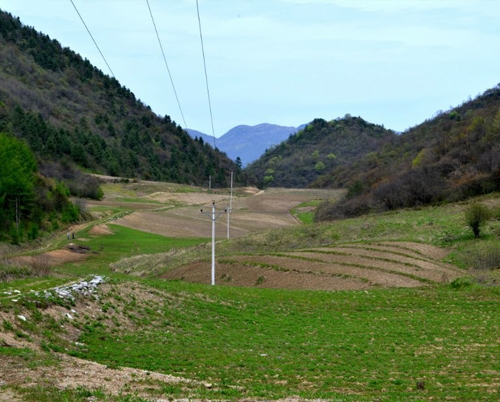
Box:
331;242;462;273
310;246;461;277
161;261;371;291
228;255;425;288
285;250;459;283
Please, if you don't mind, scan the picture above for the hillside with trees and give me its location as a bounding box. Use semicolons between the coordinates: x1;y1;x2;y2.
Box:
0;133;80;244
0;10;247;189
245;116;395;188
315;85;500;221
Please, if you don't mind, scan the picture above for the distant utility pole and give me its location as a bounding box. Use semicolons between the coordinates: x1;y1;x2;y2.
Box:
201;202;226;285
227;171;233;239
208;175;211;190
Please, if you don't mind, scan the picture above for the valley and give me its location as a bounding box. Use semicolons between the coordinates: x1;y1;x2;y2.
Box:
1;180;499;401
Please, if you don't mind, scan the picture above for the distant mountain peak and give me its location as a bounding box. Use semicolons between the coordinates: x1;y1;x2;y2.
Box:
188;123;303;167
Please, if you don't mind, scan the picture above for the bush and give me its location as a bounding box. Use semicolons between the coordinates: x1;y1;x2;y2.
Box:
467;247;500;270
0;263;32;281
465;203;491;238
315;195;371;221
30;254;51;277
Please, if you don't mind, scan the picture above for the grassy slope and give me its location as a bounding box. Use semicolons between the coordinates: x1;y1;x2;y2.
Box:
73;281;500;401
1;190;500;401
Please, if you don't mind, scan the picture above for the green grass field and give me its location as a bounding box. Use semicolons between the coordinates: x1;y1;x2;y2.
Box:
69;281;500;401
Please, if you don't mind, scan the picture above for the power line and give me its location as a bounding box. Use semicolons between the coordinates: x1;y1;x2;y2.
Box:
146;0;187;128
195;0;217;149
69;0;115;78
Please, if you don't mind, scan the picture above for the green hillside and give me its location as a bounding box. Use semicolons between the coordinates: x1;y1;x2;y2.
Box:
316;86;500;220
0;10;247;188
246;116;395;188
245;79;500;220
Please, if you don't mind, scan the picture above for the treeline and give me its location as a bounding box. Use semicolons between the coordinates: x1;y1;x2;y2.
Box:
316;85;500;221
0;133;80;244
0;10;249;188
246;116;395;188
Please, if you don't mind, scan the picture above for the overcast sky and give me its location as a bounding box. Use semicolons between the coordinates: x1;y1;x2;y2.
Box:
2;0;500;136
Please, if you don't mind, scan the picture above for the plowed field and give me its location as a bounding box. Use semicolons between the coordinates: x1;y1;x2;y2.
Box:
162;241;460;291
113;188;342;238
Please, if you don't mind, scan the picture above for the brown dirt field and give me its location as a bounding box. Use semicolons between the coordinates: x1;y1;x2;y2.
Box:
376;241;452;261
113;188;343;239
143;191;230;204
88;224;114;236
286;251;457;283
161;261;371;291
333;242;453;265
300;246;461;277
162;241;461;291
331;246;459;273
114;209;249;238
233;255;425;287
86;199;160;210
11;248;89;268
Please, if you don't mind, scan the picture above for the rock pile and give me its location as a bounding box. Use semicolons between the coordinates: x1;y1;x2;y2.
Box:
45;275;106;301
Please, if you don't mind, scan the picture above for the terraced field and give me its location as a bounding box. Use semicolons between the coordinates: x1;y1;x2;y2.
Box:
162;241;462;290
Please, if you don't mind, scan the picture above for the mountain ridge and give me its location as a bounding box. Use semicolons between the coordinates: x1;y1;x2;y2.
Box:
188;123;304;167
0;9;248;188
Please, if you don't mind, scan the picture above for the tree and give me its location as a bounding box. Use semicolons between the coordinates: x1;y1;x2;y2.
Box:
314;161;325;171
0;133;37;238
235;156;242;170
465;203;491;238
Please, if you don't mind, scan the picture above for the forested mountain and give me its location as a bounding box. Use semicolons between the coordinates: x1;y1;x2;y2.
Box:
0;10;247;188
315;85;500;221
189;123;302;167
246;116;395;188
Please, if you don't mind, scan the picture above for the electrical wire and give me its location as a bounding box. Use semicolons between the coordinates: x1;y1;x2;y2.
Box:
146;0;187;128
69;0;115;78
195;0;217;149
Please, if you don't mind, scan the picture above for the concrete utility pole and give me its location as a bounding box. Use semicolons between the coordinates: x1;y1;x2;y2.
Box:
227;171;233;239
208;175;211;189
201;202;226;285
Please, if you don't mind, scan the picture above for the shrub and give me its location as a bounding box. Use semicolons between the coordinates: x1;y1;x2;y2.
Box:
30;254;51;277
465;203;491;238
463;245;500;271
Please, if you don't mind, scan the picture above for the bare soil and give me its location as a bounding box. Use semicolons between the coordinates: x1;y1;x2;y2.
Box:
162;241;460;291
11;248;89;268
161;261;371;291
88;224;114;236
114;188;342;239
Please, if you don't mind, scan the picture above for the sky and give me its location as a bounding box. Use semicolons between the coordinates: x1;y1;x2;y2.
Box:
1;0;500;136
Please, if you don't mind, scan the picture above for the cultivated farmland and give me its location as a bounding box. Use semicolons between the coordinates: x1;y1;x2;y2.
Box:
1;180;499;401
